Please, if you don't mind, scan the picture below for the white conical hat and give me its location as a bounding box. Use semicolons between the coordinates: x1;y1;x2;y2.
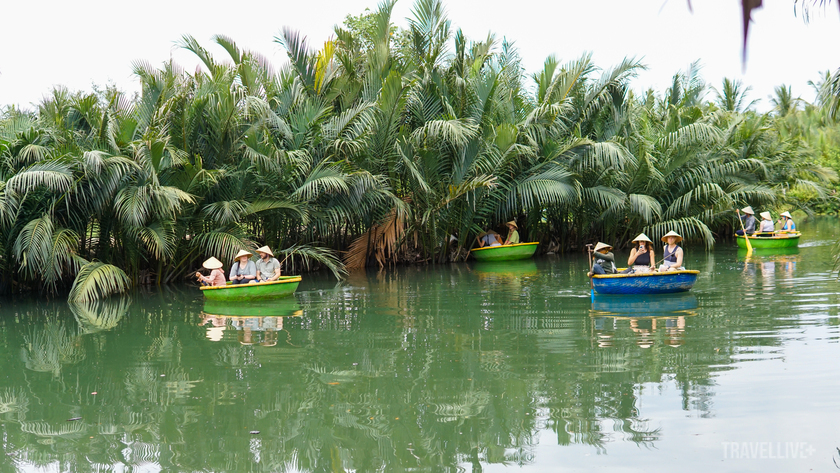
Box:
780;211;792;219
202;257;223;270
740;206;755;215
660;231;683;243
631;233;652;243
255;245;274;257
593;242;612;252
760;211;772;220
234;249;253;259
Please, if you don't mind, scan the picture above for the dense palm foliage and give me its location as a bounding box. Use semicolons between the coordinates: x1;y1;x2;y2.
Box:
1;0;838;299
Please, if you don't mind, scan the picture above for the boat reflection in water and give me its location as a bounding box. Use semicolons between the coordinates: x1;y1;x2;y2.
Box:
201;299;303;345
737;246;800;259
471;259;539;278
590;293;698;349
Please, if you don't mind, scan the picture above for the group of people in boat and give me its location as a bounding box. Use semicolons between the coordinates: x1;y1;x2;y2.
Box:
588;231;685;277
475;221;520;247
735;206;796;236
195;246;283;287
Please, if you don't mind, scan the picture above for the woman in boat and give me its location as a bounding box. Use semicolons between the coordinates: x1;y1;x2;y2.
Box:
503;221;520;245
659;231;684;272
196;257;226;286
757;211;775;236
476;229;502;247
229;250;257;284
777;211;796;231
625;233;656;273
588;242;616;276
735;206;756;236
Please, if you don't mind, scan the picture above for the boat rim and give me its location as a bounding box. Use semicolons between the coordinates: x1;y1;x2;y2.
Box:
734;232;800;240
470;242;539;253
592;269;699;279
199;276;302;291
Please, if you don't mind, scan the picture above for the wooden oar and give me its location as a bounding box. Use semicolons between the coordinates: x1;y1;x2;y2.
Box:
586;244;594;300
736;209;753;256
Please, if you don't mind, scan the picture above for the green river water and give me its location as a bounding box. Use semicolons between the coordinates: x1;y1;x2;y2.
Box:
1;219;839;472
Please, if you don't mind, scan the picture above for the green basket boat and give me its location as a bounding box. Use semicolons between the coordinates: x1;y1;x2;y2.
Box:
735;231;800;249
200;276;302;301
470;242;539;262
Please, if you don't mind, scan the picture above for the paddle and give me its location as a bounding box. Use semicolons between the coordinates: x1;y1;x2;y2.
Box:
736;209;753;257
586;244;594;301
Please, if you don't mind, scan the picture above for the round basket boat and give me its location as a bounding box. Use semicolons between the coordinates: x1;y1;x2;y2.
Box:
591;270;699;295
735;231;800;249
470;242;538;262
200;276;302;301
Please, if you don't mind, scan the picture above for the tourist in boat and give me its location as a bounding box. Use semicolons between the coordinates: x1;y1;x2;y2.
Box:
624;233;656;273
735;206;756;236
778;211;796;231
757;211;775;236
476;229;502;247
229;250;257;284
254;246;282;282
196;257;226;286
503;221;520;245
588;242;616;276
659;231;684;271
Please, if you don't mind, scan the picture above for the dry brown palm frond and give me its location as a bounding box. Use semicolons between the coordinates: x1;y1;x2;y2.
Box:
344;207;406;270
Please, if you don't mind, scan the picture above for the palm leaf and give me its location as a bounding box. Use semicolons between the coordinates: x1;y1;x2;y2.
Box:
278;244;347;280
69;262;131;302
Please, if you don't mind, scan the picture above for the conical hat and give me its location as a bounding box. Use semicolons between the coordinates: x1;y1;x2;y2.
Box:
593;242;612;252
202;257;223;270
255;245;274;257
506;221;518;229
631;233;652;244
660;231;683;243
760;211;772;220
740;206;755;215
234;250;253;259
780;211;792;219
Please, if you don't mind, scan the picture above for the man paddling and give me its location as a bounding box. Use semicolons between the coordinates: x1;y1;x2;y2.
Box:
735;206;756;236
587;242;616;276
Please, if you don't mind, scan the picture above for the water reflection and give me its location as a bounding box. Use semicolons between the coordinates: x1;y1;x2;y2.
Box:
590;294;696;349
0;220;838;471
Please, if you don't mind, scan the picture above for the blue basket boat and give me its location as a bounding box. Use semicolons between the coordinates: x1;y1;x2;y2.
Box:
591;270;699;295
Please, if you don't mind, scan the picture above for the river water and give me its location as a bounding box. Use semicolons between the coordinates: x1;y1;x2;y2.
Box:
1;219;839;472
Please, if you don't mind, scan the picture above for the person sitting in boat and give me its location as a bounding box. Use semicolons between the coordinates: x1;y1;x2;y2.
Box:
658;231;685;272
476;229;502;247
735;206;756;236
777;211;796;231
588;242;616;276
503;221;520;245
230;250;257;284
623;233;656;274
757;211;775;236
196;257;226;286
253;246;282;283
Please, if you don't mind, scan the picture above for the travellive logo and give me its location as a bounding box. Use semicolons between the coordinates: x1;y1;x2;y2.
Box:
722;442;816;459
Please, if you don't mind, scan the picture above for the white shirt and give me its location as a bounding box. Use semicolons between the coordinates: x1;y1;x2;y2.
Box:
759;220;775;232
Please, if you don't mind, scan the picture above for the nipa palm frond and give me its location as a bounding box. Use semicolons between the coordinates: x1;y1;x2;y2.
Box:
279;244;347;280
68;261;131;302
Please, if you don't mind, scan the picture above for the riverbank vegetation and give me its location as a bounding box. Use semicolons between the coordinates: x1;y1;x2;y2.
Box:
1;0;840;299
